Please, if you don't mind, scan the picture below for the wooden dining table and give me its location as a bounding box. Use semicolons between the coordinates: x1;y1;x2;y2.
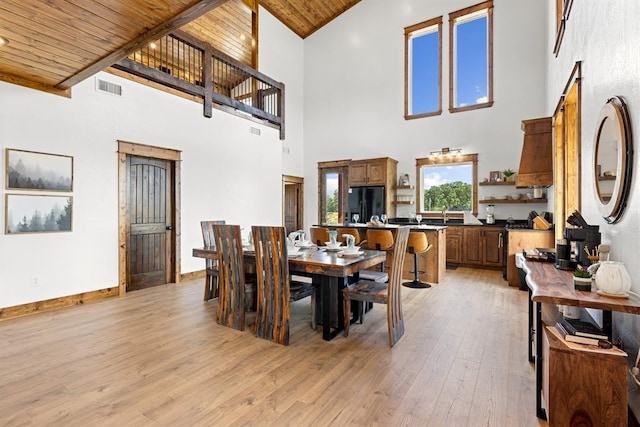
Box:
192;246;387;341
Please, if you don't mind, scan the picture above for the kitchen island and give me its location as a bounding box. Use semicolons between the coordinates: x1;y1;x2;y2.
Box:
318;223;446;284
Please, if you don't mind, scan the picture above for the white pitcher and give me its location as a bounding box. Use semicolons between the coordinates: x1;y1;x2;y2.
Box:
344;234;355;248
595;261;631;295
328;230;338;245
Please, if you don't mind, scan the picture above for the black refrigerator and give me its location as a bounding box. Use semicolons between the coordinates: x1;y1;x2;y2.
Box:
347;186;385;223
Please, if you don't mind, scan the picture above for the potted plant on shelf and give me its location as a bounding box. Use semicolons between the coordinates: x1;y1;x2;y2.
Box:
502;169;516;182
573;265;593;291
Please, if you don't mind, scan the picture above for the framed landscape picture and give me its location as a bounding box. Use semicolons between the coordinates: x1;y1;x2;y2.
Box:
6;149;73;192
5;194;73;234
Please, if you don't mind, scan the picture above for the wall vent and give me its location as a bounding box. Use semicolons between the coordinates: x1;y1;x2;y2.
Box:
96;78;122;96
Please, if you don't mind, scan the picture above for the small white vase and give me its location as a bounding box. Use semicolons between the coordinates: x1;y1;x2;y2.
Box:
595;261;631;296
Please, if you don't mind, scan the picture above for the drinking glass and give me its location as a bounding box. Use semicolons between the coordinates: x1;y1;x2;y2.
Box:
352;213;360;224
415;214;422;226
380;213;387;224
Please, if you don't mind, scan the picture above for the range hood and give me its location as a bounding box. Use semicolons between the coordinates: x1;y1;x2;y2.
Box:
515;117;553;188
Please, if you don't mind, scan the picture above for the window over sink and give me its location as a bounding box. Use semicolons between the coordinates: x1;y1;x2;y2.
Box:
415;153;478;217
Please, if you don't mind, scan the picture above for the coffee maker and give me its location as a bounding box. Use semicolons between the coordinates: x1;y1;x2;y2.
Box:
556;211;601;269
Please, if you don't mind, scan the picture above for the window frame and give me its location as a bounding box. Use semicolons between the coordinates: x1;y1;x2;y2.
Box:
404;16;443;120
448;0;494;114
415;153;478;218
317;160;349;225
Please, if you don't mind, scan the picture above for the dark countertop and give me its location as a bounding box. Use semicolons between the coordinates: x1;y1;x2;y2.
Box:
317;223;447;231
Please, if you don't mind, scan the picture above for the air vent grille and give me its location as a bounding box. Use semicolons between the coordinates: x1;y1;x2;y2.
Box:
96;79;122;96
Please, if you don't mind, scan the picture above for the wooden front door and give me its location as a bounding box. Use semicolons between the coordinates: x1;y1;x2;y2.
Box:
126;155;174;291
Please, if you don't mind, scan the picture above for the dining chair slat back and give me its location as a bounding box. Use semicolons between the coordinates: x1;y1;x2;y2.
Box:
201;220;225;301
342;226;410;347
212;224;246;330
252;226;291;345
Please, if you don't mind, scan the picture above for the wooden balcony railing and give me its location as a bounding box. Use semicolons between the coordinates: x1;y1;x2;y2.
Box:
113;31;285;139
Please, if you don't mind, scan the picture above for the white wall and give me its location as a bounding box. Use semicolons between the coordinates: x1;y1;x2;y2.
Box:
545;0;640;346
0;73;280;307
302;0;549;227
259;6;305;177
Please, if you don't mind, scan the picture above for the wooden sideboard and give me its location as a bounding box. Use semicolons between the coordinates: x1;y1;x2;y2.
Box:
523;259;640;424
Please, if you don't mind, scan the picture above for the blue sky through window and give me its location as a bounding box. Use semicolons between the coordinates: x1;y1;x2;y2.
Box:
411;31;439;114
422;163;472;189
454;15;488;107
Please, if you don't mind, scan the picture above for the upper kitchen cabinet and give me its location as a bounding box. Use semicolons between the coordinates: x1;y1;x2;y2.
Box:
516;117;553;188
349;157;397;187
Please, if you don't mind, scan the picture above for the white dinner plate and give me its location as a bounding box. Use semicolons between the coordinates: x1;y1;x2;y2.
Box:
288;252;302;258
296;243;315;249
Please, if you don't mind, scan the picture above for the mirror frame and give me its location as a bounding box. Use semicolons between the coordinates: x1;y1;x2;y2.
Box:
593;96;633;223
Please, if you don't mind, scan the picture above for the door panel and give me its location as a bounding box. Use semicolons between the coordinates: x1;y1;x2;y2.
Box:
127;156;173;291
284;183;300;235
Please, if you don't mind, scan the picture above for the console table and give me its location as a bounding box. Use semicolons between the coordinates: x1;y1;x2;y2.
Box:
523;259;640;424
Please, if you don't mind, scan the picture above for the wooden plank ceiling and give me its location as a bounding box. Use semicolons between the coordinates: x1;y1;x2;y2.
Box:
0;0;361;96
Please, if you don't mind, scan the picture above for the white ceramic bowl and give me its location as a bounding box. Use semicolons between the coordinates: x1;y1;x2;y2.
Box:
342;246;360;254
510;193;521;200
325;242;342;249
288;245;300;254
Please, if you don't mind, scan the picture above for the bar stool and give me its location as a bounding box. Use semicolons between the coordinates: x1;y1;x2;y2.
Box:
309;227;330;246
364;229;394;272
402;232;432;289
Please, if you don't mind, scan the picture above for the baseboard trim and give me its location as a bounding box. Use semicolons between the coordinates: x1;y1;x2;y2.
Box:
0;287;119;321
181;270;205;282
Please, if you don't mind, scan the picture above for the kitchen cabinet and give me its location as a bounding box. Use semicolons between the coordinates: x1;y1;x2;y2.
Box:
348;157;398;217
462;226;502;268
445;226;463;264
349;158;395;186
506;230;554;287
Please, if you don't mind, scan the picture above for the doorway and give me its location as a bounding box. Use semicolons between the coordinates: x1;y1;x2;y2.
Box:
118;141;181;294
283;175;303;235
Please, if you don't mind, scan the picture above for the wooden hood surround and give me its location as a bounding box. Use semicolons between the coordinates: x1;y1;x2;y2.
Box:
516;117;554;188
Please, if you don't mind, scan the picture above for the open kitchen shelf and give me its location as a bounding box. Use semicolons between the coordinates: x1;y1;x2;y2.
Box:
479;181;515;186
480;198;548;204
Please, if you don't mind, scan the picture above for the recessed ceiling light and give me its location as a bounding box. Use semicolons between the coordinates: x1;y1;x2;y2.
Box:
240;34;246;40
0;36;9;46
149;42;157;49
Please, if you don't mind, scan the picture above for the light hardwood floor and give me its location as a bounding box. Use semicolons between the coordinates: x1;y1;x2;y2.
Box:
0;268;547;426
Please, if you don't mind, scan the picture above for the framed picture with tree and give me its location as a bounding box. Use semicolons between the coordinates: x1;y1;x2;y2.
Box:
6;148;73;192
5;194;73;234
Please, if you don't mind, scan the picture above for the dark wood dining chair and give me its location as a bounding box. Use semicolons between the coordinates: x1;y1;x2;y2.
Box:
212;224;248;331
200;220;226;301
252;225;292;345
342;226;410;347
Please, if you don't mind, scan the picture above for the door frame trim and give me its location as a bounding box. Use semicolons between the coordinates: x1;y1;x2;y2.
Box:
117;140;182;295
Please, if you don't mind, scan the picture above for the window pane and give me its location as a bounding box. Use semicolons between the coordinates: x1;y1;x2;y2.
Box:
453;15;488;108
421;163;473;212
325;172;339;224
410;30;439;115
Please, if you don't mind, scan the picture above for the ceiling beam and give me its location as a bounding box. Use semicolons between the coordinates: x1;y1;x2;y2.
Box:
55;0;230;90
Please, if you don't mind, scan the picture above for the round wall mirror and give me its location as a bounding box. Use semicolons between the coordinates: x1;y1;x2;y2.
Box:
593;96;633;223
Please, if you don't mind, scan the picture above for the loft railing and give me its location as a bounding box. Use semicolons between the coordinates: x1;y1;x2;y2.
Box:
113;31;285;139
